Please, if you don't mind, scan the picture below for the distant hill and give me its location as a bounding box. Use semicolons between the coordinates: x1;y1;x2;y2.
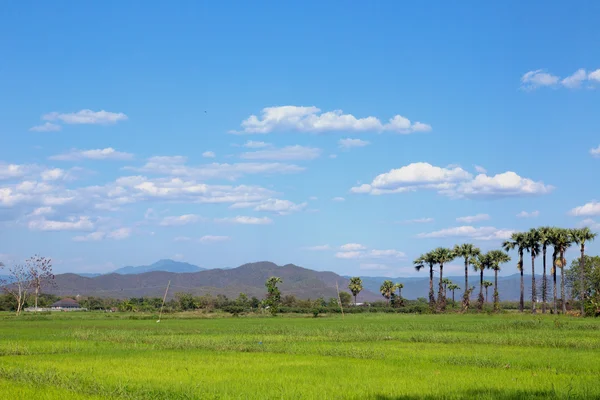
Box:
355;274;565;302
112;259;205;275
48;261;382;301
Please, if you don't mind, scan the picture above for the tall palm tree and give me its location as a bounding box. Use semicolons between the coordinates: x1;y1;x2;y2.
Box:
414;252;437;310
483;281;493;303
524;229;541;314
487;249;511;311
548;227;560;314
348;277;363;306
503;232;527;312
453;243;481;311
380;280;395;306
553;228;572;313
473;252;490;310
537;226;553;314
395;282;404;299
432;247;455;311
571;227;598;316
447;283;460;303
442;278;452;299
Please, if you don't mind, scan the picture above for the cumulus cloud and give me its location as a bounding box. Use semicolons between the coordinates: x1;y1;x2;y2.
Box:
340;243;366;251
579;218;600;230
417;226;514;241
521;69;560;89
240;145;321;161
561;69;587;88
456;214;490;223
243;140;271;148
589;69;600;82
73;227;132;242
40;168;67;181
0;163;38;180
474;165;487;174
50;148;134;161
590;145;600;157
232;106;431;134
253;198;307;215
351;162;553;199
159;214;202;226
28;216;94;232
217;216;273;225
569;201;600;217
29;122;61;132
199;235;230;243
516;210;539;218
336;249;406;259
202;151;216;158
338;138;370;149
305;245;331;251
126;156;304;180
42;109;128;125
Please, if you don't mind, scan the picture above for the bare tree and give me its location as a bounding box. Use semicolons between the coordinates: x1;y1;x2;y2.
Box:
0;263;32;315
27;255;54;310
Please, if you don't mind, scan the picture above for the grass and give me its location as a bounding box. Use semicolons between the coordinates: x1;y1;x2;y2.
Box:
1;312;599;399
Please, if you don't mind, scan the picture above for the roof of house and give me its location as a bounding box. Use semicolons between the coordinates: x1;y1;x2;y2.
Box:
51;298;80;307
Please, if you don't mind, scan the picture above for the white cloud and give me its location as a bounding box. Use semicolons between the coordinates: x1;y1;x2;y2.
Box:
590;145;600;157
233;106;431;134
340;243;366;251
254;198;307;215
42;109;128;125
28;206;54;216
561;69;587;88
329;154;337;159
217;216;273;225
338;138;370;149
332;197;345;202
589;69;600;82
28;216;94;232
359;263;391;271
305;245;331;251
127;156;304;180
202;151;216;158
0;163;37;180
351;163;553;199
159;214;202;226
336;249;406;259
50;148;134;161
521;69;559;89
240;145;321;161
40;168;66;181
73;227;132;242
474;165;487;174
579;218;600;230
569;201;600;217
516;210;539;218
243;140;271;148
397;217;434;224
335;251;363;259
417;226;514;241
29;122;61;132
199;235;230;243
456;213;490;223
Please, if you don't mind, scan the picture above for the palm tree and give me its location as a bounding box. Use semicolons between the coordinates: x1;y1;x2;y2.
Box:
548;227;560;314
537;226;553;314
414;252;437;310
453;244;481;311
380;280;395;306
442;278;452;299
483;281;493;303
432;247;455;311
524;229;541;314
503;232;527;312
553;228;572;313
395;282;404;299
348;277;363;306
447;283;460;303
473;252;490;310
571;227;598;316
487;249;511;311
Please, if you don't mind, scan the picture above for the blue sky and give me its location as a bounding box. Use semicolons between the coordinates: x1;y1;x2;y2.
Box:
1;1;599;276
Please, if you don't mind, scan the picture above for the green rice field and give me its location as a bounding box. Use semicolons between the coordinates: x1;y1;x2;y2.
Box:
1;312;599;399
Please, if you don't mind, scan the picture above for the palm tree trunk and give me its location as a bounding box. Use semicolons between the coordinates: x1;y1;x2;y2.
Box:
429;265;435;309
560;250;566;313
354;294;357;306
452;290;455;303
485;287;488;303
479;269;484;297
437;263;444;310
464;257;468;301
552;252;557;314
542;245;547;314
519;250;524;312
35;286;39;310
531;254;537;314
494;270;499;311
580;244;585;316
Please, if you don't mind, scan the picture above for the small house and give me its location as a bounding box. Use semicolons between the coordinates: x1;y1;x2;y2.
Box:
51;298;81;310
